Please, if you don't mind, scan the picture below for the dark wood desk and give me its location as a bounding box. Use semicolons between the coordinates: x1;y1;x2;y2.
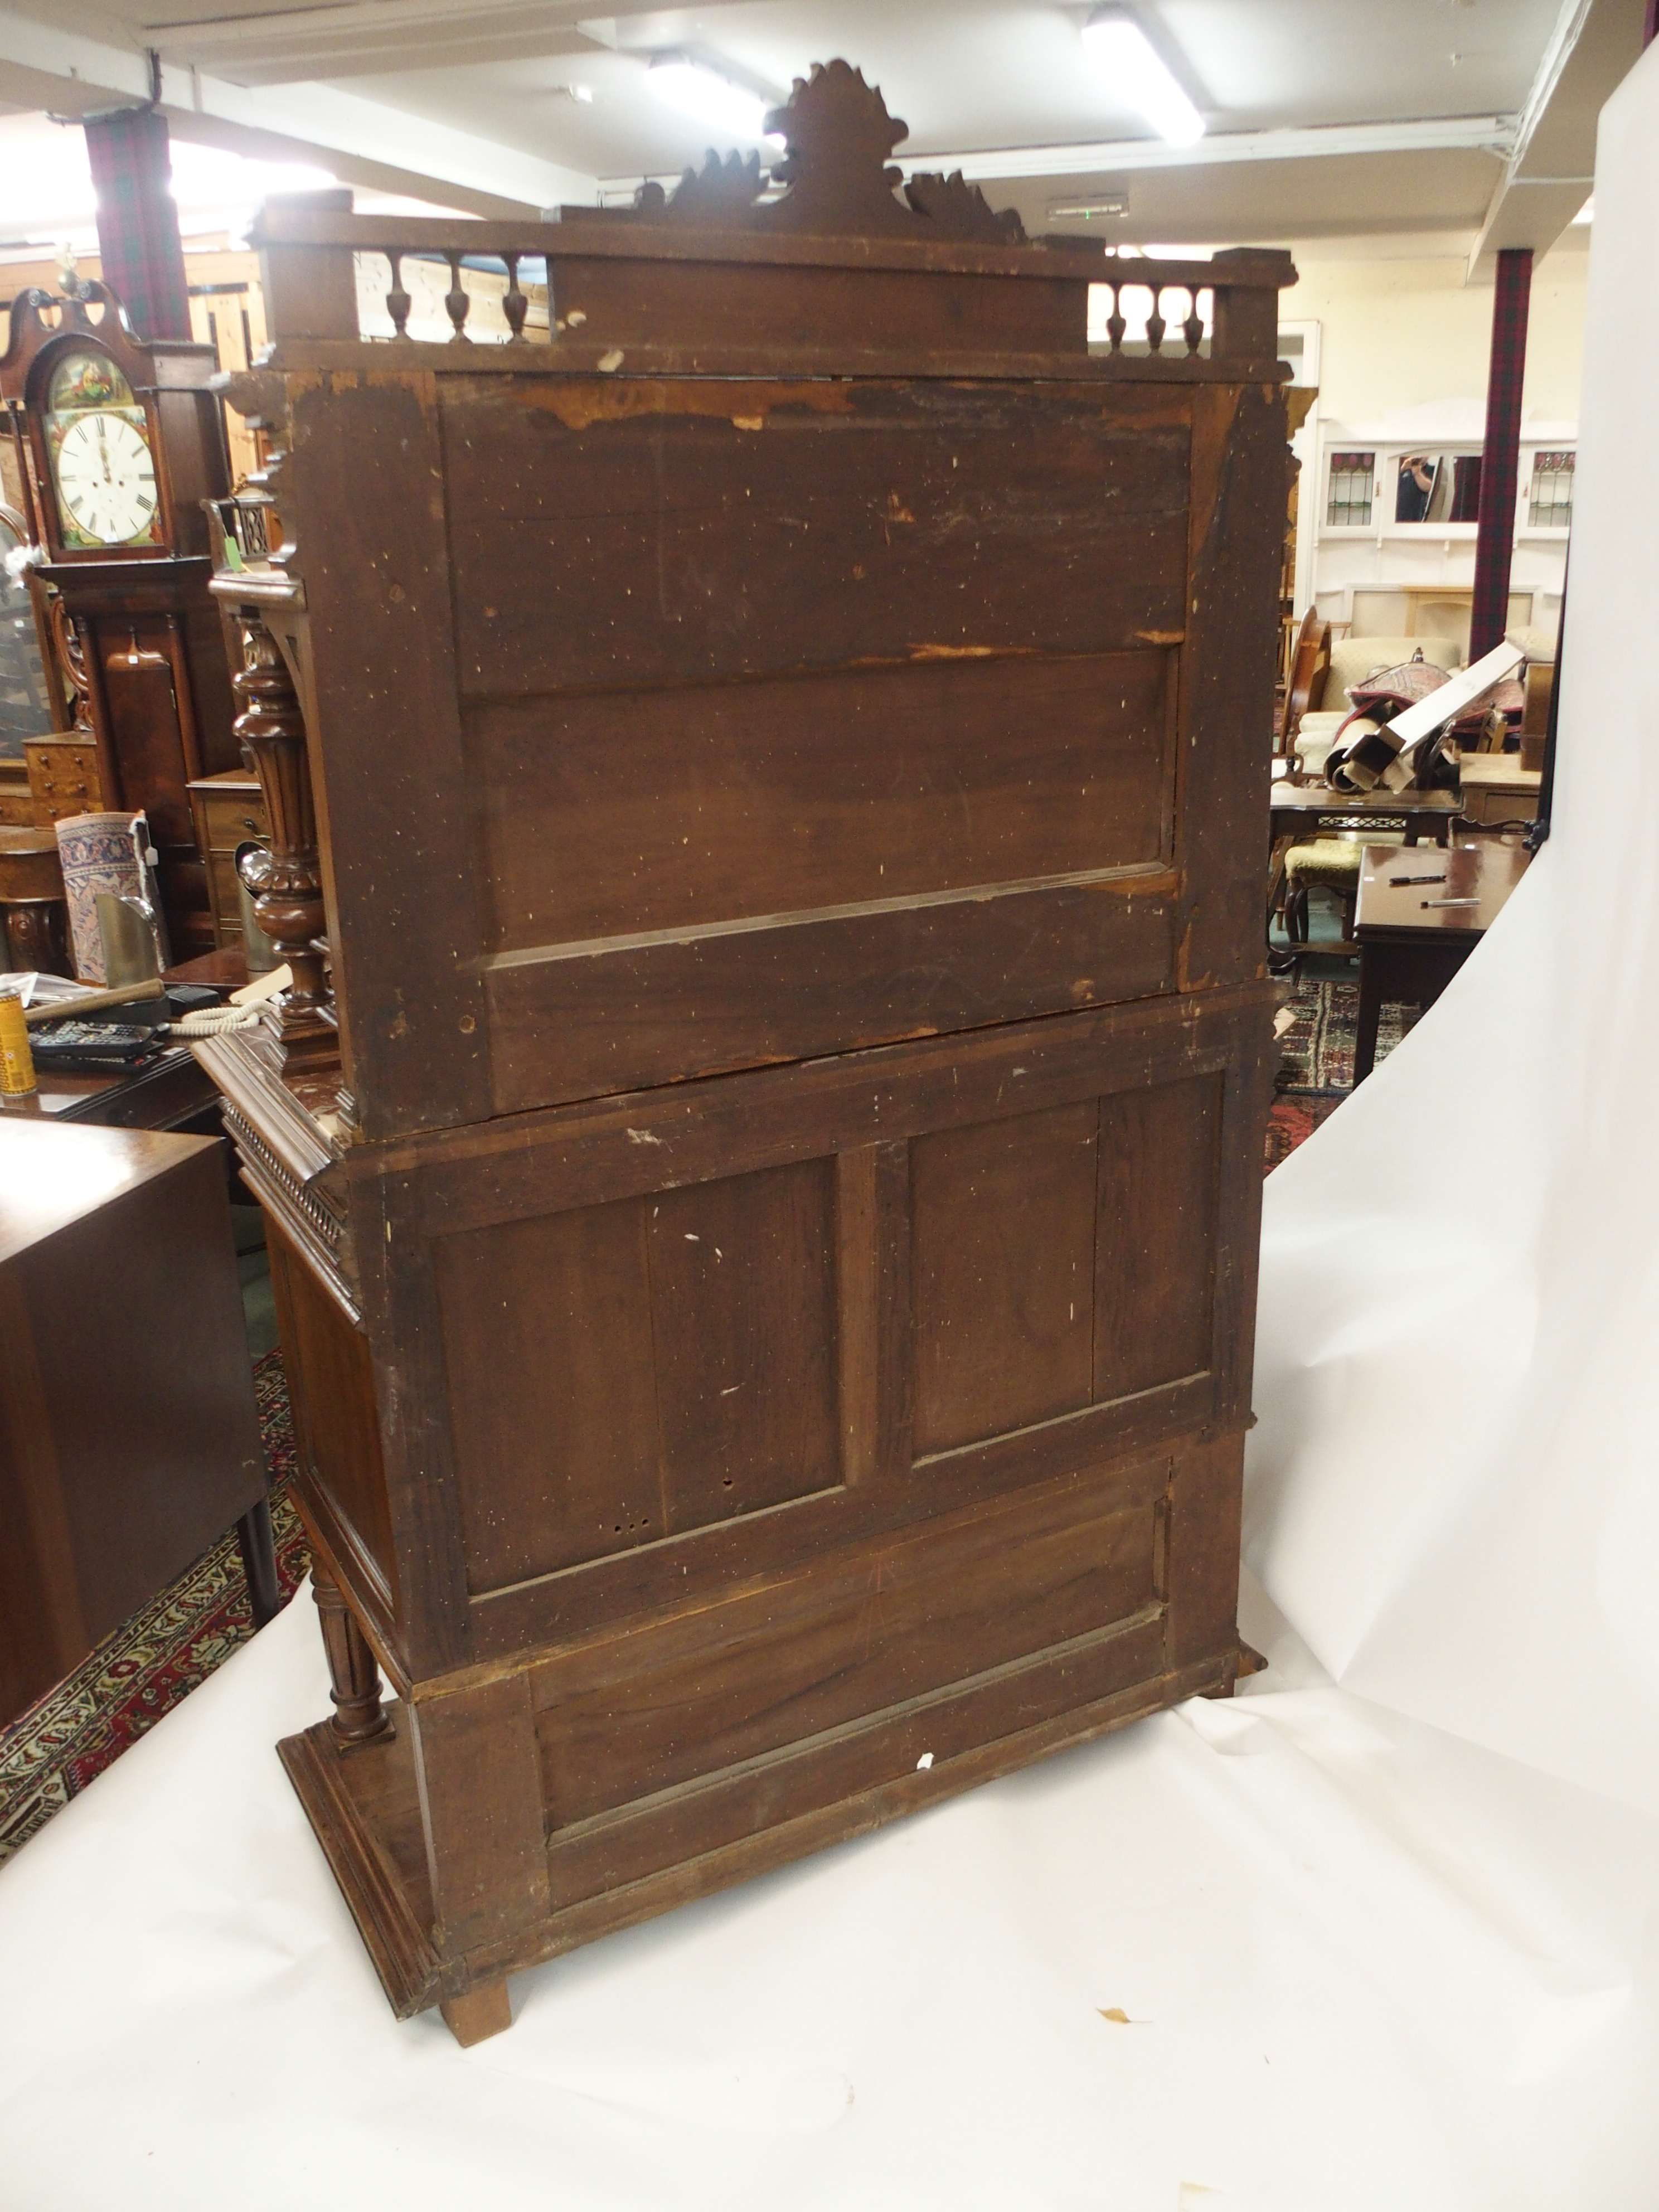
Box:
9;949;250;1133
166;948;251;996
1352;840;1530;1083
0;1118;276;1724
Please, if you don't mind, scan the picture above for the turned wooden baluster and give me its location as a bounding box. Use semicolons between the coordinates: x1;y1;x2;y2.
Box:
1183;288;1205;356
311;1558;394;1748
502;253;528;343
385;249;413;339
233;612;339;1072
444;252;471;341
1105;282;1126;355
1145;285;1166;353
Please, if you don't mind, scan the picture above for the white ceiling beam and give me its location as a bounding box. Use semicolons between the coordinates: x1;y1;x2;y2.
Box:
902;115;1516;181
599;113;1517;203
1467;0;1645;275
139;0;607;89
0;12;598;220
53;0;742;90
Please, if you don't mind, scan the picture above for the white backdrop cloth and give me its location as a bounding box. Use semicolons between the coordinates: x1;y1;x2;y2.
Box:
7;56;1659;2212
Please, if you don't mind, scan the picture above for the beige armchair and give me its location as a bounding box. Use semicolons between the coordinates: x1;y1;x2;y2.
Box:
1292;634;1463;779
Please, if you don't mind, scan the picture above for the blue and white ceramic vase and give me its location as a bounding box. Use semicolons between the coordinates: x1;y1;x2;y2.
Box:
54;812;145;983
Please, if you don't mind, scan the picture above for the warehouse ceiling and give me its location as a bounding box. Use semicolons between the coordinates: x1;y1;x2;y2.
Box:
0;0;1645;270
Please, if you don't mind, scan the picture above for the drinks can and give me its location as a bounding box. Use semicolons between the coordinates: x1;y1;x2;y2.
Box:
0;992;37;1097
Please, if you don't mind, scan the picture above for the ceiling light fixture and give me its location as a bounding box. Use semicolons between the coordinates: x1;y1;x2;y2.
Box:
1081;7;1205;148
1047;194;1130;221
647;56;783;144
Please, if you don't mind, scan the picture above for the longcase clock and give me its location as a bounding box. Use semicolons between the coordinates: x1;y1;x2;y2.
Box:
1;283;240;956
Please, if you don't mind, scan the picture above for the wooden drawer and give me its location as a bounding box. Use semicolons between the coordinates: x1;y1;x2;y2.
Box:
1460;780;1540;827
189;772;268;948
198;785;267;852
26;738;103;824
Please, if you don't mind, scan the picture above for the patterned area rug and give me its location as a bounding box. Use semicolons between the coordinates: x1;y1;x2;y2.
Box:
1264;1088;1346;1172
1277;975;1415;1094
0;1352;310;1867
1264;976;1415;1171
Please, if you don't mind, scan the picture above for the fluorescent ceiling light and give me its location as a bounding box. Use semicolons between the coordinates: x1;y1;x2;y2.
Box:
1081;7;1205;148
648;57;783;144
1047;194;1129;220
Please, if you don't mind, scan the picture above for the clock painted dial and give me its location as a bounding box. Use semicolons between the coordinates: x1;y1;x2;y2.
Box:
50;409;161;549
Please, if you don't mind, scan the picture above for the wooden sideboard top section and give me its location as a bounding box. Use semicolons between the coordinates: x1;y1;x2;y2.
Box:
216;59;1293;1146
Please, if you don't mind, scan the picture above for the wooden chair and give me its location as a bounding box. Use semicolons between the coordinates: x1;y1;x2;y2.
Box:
1278;606;1330;756
1281;837;1361;948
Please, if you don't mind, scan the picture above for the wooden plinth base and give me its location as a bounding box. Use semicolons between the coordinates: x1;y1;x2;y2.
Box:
277;1646;1236;2044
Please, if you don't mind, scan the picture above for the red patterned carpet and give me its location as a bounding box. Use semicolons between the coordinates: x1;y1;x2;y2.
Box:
1264;975;1412;1171
0;1352;310;1866
1264;1087;1346;1171
0;988;1388;1868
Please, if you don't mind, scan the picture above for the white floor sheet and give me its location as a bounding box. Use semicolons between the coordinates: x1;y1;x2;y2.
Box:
8;52;1659;2212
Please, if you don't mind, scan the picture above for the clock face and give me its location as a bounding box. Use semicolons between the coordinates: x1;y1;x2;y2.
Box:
41;348;164;552
50;411;161;549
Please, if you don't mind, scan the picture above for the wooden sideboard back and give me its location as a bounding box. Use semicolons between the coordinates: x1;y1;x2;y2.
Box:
234;72;1288;1151
214;67;1291;1982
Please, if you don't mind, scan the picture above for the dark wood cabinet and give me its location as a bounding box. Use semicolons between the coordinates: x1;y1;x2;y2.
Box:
0;1119;269;1725
198;61;1291;2046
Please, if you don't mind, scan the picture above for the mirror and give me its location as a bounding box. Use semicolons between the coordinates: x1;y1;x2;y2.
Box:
0;507;53;765
1394;452;1483;525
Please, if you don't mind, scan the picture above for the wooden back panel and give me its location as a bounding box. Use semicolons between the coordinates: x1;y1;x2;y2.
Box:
242;70;1290;1142
348;981;1267;1679
273;356;1283;1138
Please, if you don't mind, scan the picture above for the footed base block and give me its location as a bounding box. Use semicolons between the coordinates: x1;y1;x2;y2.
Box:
440;1982;513;2047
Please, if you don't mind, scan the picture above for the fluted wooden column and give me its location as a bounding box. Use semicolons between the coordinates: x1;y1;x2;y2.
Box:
232;611;339;1073
311;1559;393;1749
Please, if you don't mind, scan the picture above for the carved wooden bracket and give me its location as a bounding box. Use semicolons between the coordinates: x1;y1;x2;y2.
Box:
47;590;94;738
630;60;1026;243
232;608;340;1075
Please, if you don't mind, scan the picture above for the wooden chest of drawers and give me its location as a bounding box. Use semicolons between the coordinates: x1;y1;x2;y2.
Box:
200;61;1291;2048
187;768;268;949
25;735;103;824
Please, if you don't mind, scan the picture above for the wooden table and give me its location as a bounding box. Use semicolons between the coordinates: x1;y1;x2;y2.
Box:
0;1118;277;1724
1352;840;1530;1083
1268;783;1464;946
9;948;250;1133
1459;754;1543;828
1269;781;1463;849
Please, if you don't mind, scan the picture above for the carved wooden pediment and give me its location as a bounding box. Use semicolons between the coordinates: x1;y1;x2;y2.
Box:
633;60;1026;245
0;282;147;399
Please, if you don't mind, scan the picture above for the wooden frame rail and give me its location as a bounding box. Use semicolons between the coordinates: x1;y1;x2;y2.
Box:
247;202;1288;374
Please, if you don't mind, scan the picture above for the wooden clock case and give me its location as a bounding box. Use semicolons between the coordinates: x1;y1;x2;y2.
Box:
0;284;240;955
197;62;1292;2046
